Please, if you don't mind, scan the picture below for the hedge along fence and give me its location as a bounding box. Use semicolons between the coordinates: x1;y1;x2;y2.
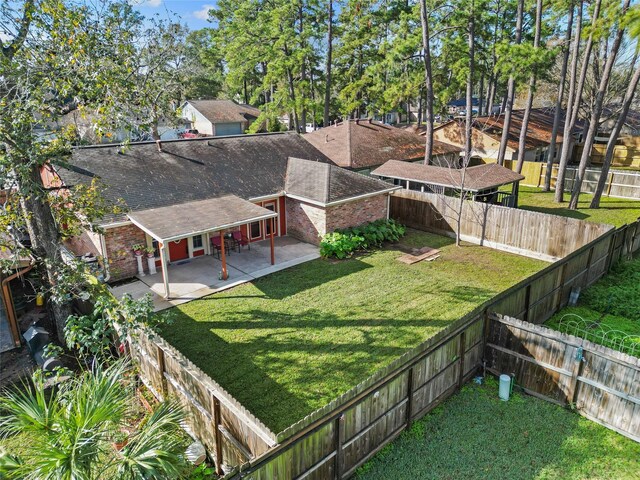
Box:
390;189;613;261
126;330;277;475
485;313;640;442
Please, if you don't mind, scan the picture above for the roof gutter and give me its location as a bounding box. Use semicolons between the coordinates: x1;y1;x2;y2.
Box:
285;185;401;208
128;212;278;244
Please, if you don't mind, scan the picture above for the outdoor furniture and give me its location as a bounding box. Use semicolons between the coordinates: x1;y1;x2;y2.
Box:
232;231;250;251
210;236;222;259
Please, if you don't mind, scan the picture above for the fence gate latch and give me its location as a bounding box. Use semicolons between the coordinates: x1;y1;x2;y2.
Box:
575;346;584;362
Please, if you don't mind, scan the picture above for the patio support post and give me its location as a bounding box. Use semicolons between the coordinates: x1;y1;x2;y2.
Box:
219;230;228;280
159;242;171;299
270;218;275;265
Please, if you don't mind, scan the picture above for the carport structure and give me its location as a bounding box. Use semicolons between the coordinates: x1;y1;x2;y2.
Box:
128;195;277;299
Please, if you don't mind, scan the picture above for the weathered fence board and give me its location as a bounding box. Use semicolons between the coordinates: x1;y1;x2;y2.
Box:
485;313;640;442
390;189;612;261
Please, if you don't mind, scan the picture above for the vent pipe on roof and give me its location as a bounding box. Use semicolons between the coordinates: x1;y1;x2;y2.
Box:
356;118;360;125
325;134;329;143
156;139;163;153
368;118;372;124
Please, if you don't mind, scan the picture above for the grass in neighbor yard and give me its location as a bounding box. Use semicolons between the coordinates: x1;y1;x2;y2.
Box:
355;379;640;480
518;186;640;227
158;229;546;432
546;255;640;356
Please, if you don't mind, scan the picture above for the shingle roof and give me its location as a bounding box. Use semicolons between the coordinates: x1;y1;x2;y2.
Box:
303;119;460;169
57;133;395;225
371;160;524;192
185;100;261;124
128;195;277;242
285;157;399;205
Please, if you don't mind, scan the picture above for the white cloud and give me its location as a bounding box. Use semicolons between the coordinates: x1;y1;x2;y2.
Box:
137;0;162;7
193;4;215;20
0;31;13;43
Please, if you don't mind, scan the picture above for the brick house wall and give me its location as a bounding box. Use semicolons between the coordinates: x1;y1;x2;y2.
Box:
285;198;326;245
104;224;147;281
325;195;388;232
286;194;389;245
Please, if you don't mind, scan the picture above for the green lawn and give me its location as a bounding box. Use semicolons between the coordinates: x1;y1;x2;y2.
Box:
518;186;640;227
546;255;640;356
158;230;546;432
356;379;640;480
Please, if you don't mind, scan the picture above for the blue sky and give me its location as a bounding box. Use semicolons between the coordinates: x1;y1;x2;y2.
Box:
133;0;216;30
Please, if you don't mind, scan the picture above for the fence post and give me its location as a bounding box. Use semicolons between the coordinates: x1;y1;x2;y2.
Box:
556;263;568;310
606;171;614;197
566;348;586;407
523;284;532;323
211;394;224;476
458;330;466;386
156;344;168;398
605;229;618;273
584;246;594;286
406;367;414;428
334;415;344;480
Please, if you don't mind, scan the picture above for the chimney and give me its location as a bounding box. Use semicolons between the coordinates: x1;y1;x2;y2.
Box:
156;139;163;153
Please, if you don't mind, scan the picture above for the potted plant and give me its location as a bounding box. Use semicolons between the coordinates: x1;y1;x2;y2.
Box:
144;246;155;258
132;244;144;256
112;430;129;451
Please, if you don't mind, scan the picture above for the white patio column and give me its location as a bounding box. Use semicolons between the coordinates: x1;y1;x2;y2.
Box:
159;242;171;299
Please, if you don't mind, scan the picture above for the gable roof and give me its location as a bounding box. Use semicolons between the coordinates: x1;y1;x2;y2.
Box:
303;119;460;170
56;133;395;226
184;100;261;124
285;157;399;205
371;160;524;192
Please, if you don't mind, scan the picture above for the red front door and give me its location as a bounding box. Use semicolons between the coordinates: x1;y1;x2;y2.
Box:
168;239;189;262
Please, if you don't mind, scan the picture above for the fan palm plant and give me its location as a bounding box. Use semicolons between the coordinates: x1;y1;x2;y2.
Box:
0;360;188;480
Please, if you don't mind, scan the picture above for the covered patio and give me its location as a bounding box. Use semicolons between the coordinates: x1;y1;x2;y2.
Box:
128;195;280;299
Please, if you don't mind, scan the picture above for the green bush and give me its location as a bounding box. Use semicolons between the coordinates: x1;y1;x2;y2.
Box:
320;219;406;259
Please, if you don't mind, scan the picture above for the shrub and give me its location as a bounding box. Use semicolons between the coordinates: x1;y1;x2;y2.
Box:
320;219;406;259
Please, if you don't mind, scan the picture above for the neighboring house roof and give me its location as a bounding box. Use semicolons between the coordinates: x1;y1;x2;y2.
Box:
285;157;399;205
303;119;460;170
371;160;525;192
435;107;576;151
183;100;261;124
56;133;394;226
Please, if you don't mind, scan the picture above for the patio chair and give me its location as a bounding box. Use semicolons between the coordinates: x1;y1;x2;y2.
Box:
232;230;250;251
210;236;222;259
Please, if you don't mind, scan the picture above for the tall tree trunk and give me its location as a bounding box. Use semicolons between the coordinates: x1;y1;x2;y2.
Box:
496;0;524;165
298;5;307;132
458;2;475;247
419;0;435;164
590;61;640;207
555;0;600;202
568;0;631;209
323;0;333;127
515;0;543;174
544;1;574;191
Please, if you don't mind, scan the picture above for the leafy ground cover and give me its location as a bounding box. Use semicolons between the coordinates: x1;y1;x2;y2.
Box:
518;186;640;227
158;230;546;432
546;255;640;356
356;379;640;480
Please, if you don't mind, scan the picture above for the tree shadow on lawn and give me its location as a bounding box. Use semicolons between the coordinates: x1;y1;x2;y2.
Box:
159;308;455;433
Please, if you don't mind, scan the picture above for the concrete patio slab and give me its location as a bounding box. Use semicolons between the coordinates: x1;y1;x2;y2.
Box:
110;237;319;311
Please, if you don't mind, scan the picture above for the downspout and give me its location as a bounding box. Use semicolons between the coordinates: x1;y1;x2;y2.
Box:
99;232;111;282
386;194;391;220
2;263;34;347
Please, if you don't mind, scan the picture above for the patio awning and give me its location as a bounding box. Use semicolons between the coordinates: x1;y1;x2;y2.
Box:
127;195;278;243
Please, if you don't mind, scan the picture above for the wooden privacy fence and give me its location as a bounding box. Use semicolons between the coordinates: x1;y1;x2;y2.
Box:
127;331;277;475
485;313;640;442
511;161;640;200
390;189;612;261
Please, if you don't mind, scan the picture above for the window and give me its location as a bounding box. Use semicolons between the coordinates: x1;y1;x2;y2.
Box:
192;235;203;249
250;221;261;239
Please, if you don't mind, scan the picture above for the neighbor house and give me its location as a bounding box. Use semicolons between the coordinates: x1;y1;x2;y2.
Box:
303;119;461;174
433;108;578;163
180;100;261;136
44;133;399;287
